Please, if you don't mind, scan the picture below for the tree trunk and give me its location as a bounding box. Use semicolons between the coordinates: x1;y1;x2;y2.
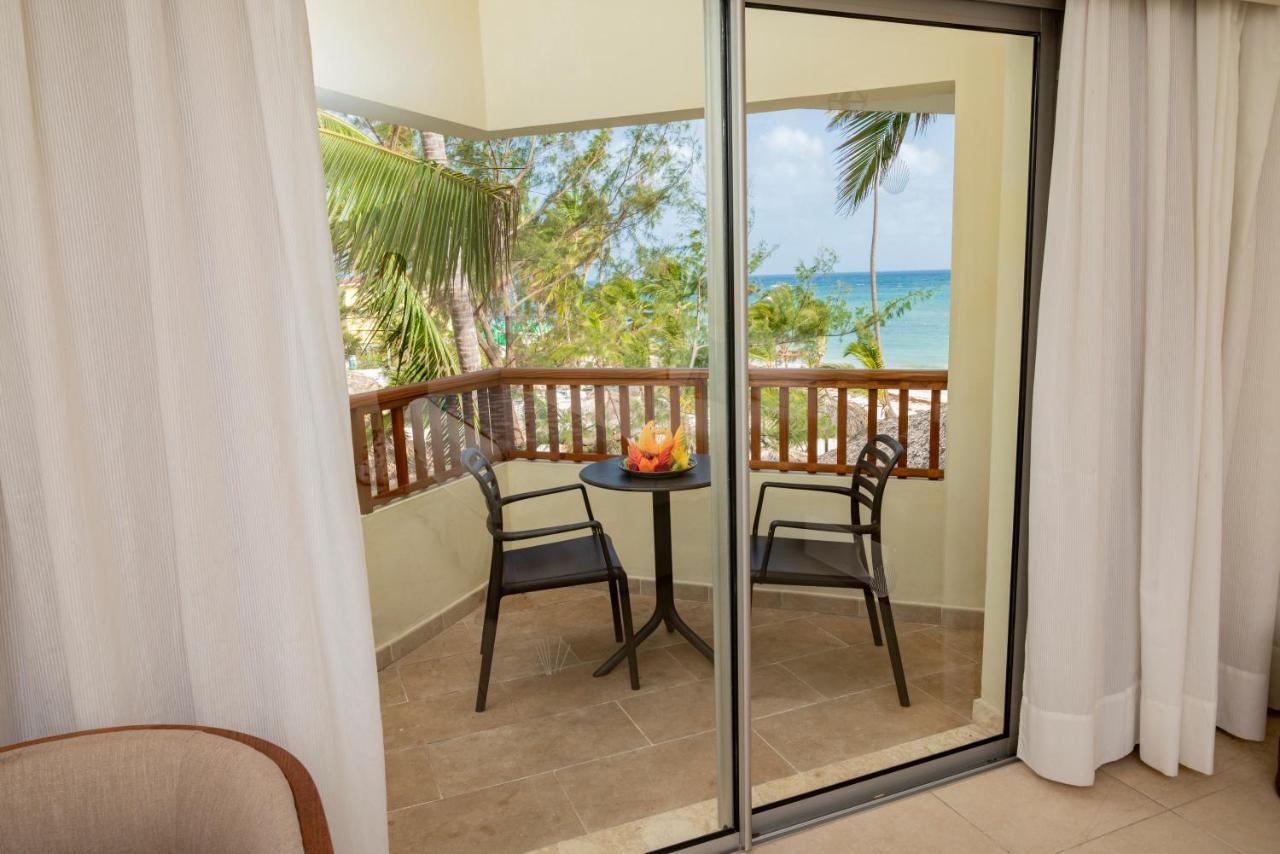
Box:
423;131;483;373
869;180;882;354
449;276;484;372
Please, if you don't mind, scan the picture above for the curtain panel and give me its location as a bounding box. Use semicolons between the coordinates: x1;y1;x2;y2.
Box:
0;1;387;850
1020;0;1280;784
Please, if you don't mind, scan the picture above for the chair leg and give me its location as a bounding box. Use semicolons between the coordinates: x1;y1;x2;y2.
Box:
862;588;883;646
608;579;623;643
616;577;641;691
475;586;502;712
877;596;910;707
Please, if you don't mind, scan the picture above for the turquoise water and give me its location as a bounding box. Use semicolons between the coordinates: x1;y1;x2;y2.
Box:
749;269;950;369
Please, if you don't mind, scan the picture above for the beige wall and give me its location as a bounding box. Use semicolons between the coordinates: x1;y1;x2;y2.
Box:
308;2;1021;136
308;0;487;132
362;468;495;647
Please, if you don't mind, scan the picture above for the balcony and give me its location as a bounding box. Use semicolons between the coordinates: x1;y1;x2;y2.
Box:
356;366;1005;851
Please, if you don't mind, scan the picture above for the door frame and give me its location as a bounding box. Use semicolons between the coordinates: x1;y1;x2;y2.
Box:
689;0;1062;849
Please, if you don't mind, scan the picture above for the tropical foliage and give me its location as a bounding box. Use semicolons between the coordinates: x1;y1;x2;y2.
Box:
323;110;940;386
320;112;514;381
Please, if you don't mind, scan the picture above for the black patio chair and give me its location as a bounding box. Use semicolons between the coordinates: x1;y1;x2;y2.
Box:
462;447;640;712
749;433;911;706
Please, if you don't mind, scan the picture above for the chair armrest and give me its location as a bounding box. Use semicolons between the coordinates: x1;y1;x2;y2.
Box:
752;481;852;536
495;519;602;542
500;483;595;520
757;519;877;576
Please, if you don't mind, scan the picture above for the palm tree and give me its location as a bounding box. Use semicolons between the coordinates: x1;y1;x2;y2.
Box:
827;111;932;359
319;113;516;379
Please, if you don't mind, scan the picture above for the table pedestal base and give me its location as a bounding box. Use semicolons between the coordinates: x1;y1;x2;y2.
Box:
594;490;714;676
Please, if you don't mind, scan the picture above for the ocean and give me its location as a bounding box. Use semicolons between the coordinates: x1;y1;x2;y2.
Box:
748;269;950;369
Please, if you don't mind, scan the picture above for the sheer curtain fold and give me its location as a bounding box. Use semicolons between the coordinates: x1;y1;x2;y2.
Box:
0;1;387;851
1020;0;1280;785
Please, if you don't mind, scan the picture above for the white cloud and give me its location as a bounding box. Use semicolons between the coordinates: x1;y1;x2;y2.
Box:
759;125;824;160
897;142;942;178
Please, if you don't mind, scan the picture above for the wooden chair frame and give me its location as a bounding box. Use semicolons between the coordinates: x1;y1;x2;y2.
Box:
0;724;333;853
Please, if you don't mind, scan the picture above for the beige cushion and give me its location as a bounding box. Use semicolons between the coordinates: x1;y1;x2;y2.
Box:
0;730;305;854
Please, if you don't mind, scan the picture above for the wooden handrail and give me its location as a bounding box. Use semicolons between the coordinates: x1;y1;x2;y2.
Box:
349;366;948;513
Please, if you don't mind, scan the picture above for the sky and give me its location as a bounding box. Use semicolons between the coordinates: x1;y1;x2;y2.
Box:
745;110;954;276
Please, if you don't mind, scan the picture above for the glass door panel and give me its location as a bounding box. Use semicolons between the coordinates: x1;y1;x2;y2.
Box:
312;1;742;849
738;2;1039;815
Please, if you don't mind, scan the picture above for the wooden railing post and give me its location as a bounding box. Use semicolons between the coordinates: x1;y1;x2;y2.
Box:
350;407;373;514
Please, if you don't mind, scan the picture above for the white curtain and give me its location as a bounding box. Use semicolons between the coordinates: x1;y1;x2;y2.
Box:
1020;0;1280;785
0;2;387;851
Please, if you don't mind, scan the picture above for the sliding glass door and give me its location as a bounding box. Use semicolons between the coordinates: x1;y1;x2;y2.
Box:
696;0;1059;848
313;0;1056;848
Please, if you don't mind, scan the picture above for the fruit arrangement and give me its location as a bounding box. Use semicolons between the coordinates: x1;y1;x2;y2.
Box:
624;421;692;473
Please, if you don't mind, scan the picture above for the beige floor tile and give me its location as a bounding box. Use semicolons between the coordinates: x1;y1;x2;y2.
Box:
1173;776;1280;854
493;594;687;664
674;602;715;638
750;604;818;628
397;647;564;702
1063;811;1236;854
555;731;791;832
750;664;825;718
1099;739;1263;809
802;612;931;647
750;724;988;807
753;684;966;771
934;762;1162;854
759;791;1006;853
396;620;481;666
519;585;609;609
664;639;716;678
381;683;524;750
751;618;846;666
379;667;408;707
782;631;967;699
428;702;648;796
502;648;697;719
530;799;720;854
931;625;985;659
387;773;584;854
620;678;716;743
385;746;441;810
912;662;981;718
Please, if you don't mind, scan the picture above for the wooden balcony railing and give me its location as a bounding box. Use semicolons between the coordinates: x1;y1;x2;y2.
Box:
349;367;947;513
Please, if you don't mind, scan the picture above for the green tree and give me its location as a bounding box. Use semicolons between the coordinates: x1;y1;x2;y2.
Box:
449;123;701;367
827;110;933;361
319;112;515;380
840;287;936;369
748;250;851;367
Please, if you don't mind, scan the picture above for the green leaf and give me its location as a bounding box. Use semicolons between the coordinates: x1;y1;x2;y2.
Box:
319;112;515;302
826;111;933;215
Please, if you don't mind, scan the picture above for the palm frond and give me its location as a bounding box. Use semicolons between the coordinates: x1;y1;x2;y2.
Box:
356;270;459;383
319;114;516;301
826;111;933;214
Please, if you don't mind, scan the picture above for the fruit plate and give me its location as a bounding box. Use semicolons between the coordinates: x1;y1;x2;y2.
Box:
618;457;697;478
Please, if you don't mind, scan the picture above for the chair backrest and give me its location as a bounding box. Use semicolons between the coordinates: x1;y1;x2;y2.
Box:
461;447;503;535
851;433;904;530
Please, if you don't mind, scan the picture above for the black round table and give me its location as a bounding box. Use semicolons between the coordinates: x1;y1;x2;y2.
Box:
579;453;714;675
